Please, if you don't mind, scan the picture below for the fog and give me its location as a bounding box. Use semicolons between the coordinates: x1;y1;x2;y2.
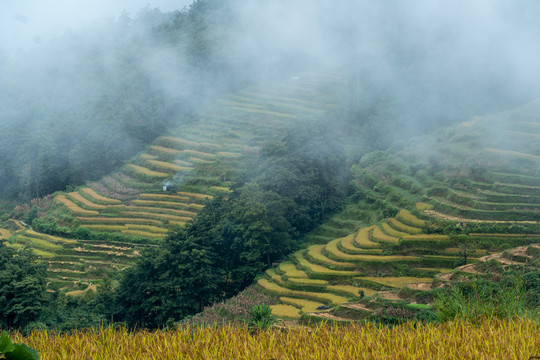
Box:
1;0;540;200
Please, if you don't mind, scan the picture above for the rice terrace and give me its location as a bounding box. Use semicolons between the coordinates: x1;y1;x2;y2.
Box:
1;0;540;359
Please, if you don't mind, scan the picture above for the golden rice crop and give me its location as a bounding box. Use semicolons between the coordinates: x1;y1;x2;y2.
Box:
307;245;357;268
139;193;190;202
358;276;433;288
270;304;301;319
68;192;106;209
120;211;191;222
339;233;365;254
177;191;214;200
181;149;217;159
81;188;121;204
82;225;127;232
77;217;162;226
189;157;214;164
7;318;538;359
279;261;308;278
327;285;377;297
25;230;77;244
211;186;232;192
125;224;168;233
351;227;381;249
160;136;221;149
15;235;63;251
126;164;168;177
121;230;165;238
369;225;399;244
147;159;190;172
416;201;434;210
217;151;242;157
380;221;407;238
140;153;156;160
8;219;26;230
387;218;423;234
0;228;12;239
287;278;328;286
294;253;360;277
132;199;189;208
258;279;347;305
402;234;449;241
265;268;284;284
56;195;99;215
279;296;325;312
150;145;181;154
124;206;197;217
396;209;426;227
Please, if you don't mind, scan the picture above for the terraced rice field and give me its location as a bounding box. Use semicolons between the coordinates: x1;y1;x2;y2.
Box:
5;74;344;292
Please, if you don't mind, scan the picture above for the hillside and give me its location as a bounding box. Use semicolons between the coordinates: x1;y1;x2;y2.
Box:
0;73;345;294
200;98;540;323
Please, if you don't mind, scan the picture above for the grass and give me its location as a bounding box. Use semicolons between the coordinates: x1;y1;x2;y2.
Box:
265;268;284;284
15;235;63;251
8;319;539;359
81;188;121;204
358;277;433;288
416;202;434;211
56;195;99;215
121;230;165;238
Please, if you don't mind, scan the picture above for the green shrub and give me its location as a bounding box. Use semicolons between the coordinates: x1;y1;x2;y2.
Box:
0;332;39;360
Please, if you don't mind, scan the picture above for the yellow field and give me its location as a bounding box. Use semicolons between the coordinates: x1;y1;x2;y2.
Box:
0;228;11;239
387;218;423;234
181;149;217;159
280;296;325;312
150;145;181;154
177;192;213;200
307;245;357;268
258;279;347;305
132;200;189;208
294;253;361;277
56;195;99;215
81;188;121;204
217;151;241;157
327;285;377;297
287;278;328;286
352;226;381;248
371;225;400;243
120;211;191;222
358;277;433;288
126;164;168;177
68;192;106;209
326;240;382;261
121;230;165;238
211;186;232;192
124;206;197;217
265;268;284;284
160;136;221;149
279;262;308;278
396;209;426;227
77;217;162;226
147;159;191;172
416;201;434;210
269;304;301;319
25;230;77;244
402;234;449;241
7;319;539;359
380;221;408;238
82;225;127;232
139;193;190;202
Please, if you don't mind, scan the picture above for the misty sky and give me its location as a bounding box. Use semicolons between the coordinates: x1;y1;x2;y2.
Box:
0;0;192;56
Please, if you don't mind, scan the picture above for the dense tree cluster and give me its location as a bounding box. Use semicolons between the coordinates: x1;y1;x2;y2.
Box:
115;128;348;328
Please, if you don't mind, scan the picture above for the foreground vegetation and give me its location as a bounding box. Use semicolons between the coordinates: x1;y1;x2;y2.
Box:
4;318;538;359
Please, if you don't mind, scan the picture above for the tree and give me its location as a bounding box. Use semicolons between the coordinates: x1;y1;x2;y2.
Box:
0;242;47;329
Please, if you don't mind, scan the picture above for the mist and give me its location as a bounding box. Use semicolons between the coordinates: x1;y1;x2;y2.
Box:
1;0;540;201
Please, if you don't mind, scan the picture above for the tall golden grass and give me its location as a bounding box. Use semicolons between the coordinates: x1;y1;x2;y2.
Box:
68;192;106;209
56;195;99;215
0;228;12;239
9;318;539;359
